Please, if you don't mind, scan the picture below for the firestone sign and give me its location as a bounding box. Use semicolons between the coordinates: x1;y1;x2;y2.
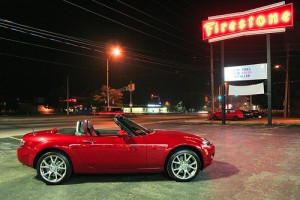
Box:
202;2;293;42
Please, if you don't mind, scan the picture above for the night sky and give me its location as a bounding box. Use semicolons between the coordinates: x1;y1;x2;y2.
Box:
1;0;299;110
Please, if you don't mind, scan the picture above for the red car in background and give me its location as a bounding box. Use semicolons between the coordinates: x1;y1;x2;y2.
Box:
210;109;244;121
17;115;215;185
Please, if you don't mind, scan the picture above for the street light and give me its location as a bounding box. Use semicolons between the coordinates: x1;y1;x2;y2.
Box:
274;64;289;118
106;46;121;111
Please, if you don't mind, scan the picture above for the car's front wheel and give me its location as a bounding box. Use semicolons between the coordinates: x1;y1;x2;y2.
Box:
167;149;201;182
37;151;72;185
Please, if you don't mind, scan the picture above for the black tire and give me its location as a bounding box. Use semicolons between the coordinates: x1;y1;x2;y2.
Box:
37;151;72;185
167;149;201;182
233;116;238;121
212;115;218;120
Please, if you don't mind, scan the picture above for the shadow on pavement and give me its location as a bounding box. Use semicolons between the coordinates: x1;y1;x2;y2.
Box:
45;160;239;185
63;173;170;184
198;160;239;181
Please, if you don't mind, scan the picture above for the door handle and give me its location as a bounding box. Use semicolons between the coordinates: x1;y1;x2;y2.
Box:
83;140;95;144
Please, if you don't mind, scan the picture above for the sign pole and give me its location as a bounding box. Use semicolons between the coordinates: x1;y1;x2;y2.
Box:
267;34;272;126
210;44;215;113
221;41;226;125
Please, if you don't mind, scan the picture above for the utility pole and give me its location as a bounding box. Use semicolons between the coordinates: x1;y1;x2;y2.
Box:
266;34;272;126
67;75;69;116
130;81;133;114
106;58;110;111
284;44;289;118
210;44;215;113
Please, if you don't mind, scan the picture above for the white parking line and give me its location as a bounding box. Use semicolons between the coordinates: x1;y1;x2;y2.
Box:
8;136;21;141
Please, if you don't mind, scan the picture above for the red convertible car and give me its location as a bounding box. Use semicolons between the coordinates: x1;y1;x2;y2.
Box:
209;109;244;121
17;115;215;185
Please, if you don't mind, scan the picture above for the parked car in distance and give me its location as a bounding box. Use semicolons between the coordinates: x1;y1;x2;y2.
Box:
249;110;263;118
209;109;244;121
17;115;215;185
240;110;253;119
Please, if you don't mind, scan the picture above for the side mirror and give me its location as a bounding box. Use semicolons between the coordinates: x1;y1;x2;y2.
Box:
117;130;129;139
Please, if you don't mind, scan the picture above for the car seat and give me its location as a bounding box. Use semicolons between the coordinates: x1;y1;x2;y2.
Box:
84;120;97;136
75;121;85;136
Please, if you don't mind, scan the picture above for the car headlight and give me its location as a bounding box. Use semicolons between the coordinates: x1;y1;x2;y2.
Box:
20;139;25;147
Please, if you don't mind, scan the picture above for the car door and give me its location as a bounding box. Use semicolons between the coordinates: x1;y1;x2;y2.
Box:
76;134;146;170
226;109;234;119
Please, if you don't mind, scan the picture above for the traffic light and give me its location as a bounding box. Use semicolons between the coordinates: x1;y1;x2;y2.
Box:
204;96;209;102
126;83;135;91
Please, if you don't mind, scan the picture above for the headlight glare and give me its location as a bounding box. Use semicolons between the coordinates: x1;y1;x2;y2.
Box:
202;138;212;146
20;139;25;146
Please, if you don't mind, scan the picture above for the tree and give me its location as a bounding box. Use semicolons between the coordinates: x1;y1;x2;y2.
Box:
93;85;123;108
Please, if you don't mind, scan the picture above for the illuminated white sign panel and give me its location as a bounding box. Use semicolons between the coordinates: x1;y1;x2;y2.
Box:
225;63;267;81
229;83;265;95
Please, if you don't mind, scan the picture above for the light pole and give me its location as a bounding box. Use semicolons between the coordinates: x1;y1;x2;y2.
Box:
106;47;121;112
275;64;289;118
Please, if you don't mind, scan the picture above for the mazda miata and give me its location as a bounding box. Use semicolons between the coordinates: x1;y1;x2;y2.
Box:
17;115;215;184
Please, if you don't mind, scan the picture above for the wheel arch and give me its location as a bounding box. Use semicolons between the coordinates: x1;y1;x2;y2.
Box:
164;145;204;171
33;148;73;170
233;116;239;121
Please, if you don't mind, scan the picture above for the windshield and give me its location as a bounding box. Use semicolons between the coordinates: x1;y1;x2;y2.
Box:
115;115;153;136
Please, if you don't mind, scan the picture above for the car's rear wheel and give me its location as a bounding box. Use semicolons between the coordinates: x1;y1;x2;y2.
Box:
167;149;201;182
212;115;218;120
37;151;72;185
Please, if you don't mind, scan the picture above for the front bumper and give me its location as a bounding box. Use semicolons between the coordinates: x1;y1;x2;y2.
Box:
201;144;215;170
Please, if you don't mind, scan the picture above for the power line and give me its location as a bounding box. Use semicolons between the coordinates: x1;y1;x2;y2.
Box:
0;18;210;71
116;0;186;34
92;0;190;43
126;56;209;72
92;0;209;57
62;0;206;57
0;20;106;50
3;19;296;72
0;36;103;60
152;0;185;21
0;52;93;71
0;33;205;71
0;34;206;72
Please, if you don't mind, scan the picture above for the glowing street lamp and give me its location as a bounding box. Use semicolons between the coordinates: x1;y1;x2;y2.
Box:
106;46;121;111
274;64;289;118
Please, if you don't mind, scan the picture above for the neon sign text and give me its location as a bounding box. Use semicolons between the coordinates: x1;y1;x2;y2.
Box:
202;3;293;42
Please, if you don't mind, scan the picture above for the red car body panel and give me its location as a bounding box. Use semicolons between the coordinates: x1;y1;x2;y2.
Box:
17;116;215;176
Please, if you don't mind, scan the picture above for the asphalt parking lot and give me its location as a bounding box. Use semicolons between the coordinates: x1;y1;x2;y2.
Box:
0;122;300;200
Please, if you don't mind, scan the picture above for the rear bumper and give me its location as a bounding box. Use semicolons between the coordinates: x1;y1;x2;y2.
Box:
17;147;34;167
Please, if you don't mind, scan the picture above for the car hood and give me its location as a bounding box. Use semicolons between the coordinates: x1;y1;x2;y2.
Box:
152;129;206;142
